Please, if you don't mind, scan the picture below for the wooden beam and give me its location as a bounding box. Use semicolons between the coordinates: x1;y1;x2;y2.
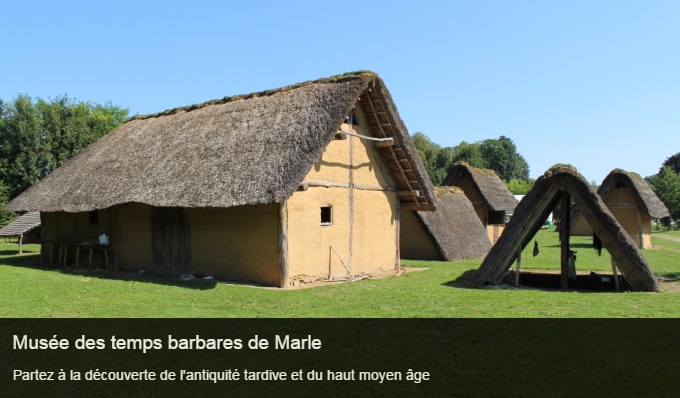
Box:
515;248;521;286
486;183;561;283
560;189;571;290
398;191;421;200
395;200;400;270
303;179;396;192
373;140;393;149
611;257;621;292
341;129;393;143
636;207;644;249
348;130;354;274
278;201;289;288
363;91;415;195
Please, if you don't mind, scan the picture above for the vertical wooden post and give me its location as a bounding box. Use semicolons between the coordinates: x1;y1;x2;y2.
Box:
515;248;522;287
347;111;354;274
278;201;289;288
611;257;621;292
110;206;119;270
636;207;644;249
394;199;400;270
18;233;23;255
40;212;45;264
560;189;571;290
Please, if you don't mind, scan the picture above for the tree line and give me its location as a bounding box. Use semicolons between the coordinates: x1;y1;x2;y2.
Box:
412;131;680;228
0;97;677;230
0;95;128;225
412;132;534;192
646;153;680;228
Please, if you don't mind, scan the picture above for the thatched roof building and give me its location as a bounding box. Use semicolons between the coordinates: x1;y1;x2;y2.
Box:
8;71;436;287
599;170;670;219
441;162;518;243
401;187;491;261
472;165;658;292
0;211;41;254
0;211;40;237
571;169;669;248
8;72;434;213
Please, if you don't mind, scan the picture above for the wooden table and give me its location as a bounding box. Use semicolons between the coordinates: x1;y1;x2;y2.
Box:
74;243;111;270
42;241;112;270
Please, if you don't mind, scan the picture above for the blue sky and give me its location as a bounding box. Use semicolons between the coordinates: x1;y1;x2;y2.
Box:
2;1;679;183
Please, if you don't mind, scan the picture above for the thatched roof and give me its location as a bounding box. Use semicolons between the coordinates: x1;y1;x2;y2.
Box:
0;211;40;237
472;165;659;292
412;187;491;261
569;168;670;233
7;72;435;212
597;169;669;218
441;162;518;211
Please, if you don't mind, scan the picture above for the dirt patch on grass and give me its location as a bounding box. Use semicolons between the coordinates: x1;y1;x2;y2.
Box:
285;267;429;290
646;244;680;253
658;275;680;293
655;234;680;243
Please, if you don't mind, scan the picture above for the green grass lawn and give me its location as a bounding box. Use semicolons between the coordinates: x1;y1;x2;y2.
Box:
0;230;678;318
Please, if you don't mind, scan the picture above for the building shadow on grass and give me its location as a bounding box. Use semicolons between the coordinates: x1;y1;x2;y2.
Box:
442;269;477;289
440;268;653;293
0;253;222;291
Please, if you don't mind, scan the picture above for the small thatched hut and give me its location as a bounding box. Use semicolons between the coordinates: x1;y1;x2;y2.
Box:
7;71;436;287
472;165;658;292
0;211;41;254
441;162;518;243
400;187;491;261
570;169;669;249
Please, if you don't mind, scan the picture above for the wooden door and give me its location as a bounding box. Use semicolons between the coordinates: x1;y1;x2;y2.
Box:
152;207;190;275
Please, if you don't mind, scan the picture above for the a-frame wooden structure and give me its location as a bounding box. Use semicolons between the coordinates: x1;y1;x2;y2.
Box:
471;165;658;292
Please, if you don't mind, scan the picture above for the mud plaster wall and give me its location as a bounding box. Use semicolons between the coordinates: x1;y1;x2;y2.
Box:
605;187;648;248
286;107;399;282
453;175;502;242
572;187;650;248
189;205;280;286
491;224;503;244
111;203;153;270
399;209;439;260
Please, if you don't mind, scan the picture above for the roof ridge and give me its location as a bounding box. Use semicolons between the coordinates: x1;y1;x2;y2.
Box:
130;71;378;121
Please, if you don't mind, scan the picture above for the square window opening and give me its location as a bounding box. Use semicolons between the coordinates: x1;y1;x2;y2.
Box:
488;210;506;225
89;211;99;226
320;206;332;226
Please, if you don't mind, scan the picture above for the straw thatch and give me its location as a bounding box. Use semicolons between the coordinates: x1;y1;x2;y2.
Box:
412;187;491;261
599;169;670;218
7;71;435;213
472;165;659;292
441;162;518;211
571;169;669;230
0;211;40;237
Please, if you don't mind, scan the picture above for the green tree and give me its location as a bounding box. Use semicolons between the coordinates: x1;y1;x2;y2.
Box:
0;94;53;197
647;167;680;226
412;133;531;185
479;136;529;181
661;152;680;174
0;94;128;197
454;141;486;169
0;177;15;227
506;178;535;195
412;132;443;183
